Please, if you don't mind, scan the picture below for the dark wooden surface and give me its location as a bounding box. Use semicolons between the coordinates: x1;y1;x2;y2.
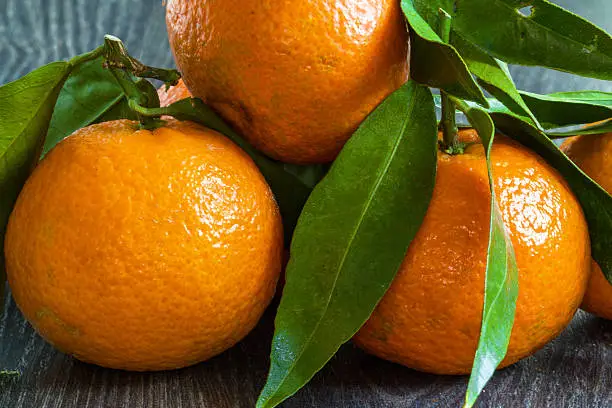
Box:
1;0;611;407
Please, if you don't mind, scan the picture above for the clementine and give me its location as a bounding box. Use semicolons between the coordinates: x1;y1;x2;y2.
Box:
561;132;612;320
157;78;191;107
5;120;283;371
354;130;591;374
165;0;410;164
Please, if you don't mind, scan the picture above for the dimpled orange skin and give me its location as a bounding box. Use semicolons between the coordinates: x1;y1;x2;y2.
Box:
157;78;191;107
354;130;591;375
561;133;612;320
5;120;283;371
165;0;410;164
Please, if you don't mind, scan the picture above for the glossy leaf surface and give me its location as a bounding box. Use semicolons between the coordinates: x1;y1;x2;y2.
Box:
401;0;487;106
257;81;438;408
450;0;612;79
457;103;519;408
520;91;612;129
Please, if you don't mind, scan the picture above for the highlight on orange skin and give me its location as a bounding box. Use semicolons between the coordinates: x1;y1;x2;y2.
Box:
5;119;283;371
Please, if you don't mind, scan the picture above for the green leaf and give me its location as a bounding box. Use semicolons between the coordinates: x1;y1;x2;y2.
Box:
401;0;488;106
44;57;161;155
160;98;318;242
434;94;532;128
456;102;519;408
440;91;612;137
451;35;537;124
0;61;73;315
520;91;612;129
282;163;329;189
450;0;612;80
547;119;612;138
44;58;125;154
257;81;438;408
490;113;612;283
546;90;612;107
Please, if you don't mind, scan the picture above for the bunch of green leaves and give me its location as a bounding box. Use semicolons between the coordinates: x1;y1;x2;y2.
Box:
258;1;612;407
0;0;611;405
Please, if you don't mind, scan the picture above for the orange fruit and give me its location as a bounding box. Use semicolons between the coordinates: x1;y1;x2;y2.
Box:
354;130;591;374
5;119;283;371
580;261;612;320
561;132;612;320
157;78;191;107
166;0;410;164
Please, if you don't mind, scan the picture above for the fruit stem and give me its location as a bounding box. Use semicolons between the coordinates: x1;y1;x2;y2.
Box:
108;68;164;130
101;35;174;130
437;8;461;155
440;95;460;153
103;35;181;86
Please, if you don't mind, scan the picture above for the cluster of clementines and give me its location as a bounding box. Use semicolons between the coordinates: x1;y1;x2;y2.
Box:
4;0;611;377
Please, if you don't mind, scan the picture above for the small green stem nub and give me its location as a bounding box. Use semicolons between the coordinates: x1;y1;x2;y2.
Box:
437;8;462;155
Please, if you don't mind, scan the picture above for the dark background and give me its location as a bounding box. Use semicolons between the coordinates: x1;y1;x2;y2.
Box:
1;0;612;407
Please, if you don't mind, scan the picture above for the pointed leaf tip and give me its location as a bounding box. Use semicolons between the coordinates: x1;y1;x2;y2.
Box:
257;80;438;407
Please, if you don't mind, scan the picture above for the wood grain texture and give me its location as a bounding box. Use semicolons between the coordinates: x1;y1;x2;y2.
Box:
1;0;611;407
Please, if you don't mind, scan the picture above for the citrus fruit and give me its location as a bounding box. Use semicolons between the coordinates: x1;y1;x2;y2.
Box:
5;119;283;371
561;132;612;320
157;78;191;107
354;130;591;374
580;261;612;320
166;0;410;164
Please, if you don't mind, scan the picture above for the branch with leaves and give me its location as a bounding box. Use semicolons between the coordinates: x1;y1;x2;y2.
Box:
0;0;611;406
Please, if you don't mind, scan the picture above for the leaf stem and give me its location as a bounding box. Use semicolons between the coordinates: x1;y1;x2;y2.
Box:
437;8;462;154
68;46;104;68
129;98;201;121
453;97;471;115
129;99;172;118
